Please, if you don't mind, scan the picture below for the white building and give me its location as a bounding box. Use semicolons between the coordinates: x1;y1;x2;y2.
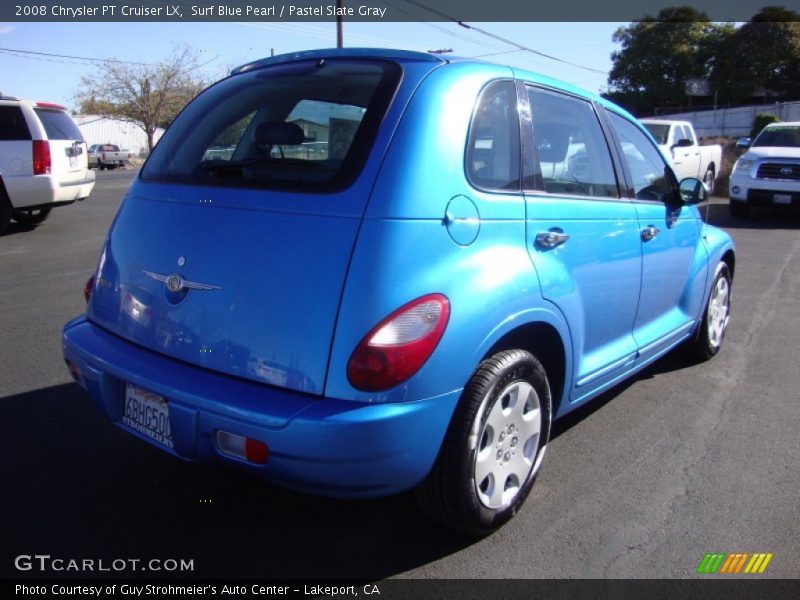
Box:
74;115;164;156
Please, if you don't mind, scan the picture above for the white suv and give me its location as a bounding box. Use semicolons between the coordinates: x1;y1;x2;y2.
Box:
729;121;800;218
0;95;95;232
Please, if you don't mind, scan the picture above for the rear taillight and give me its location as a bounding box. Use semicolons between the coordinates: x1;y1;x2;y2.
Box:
84;275;95;303
32;140;51;175
347;294;450;392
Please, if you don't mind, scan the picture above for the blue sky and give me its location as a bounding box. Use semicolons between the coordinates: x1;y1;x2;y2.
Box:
0;21;623;110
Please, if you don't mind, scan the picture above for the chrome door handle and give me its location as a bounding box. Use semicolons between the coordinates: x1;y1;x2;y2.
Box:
536;230;570;249
641;226;660;241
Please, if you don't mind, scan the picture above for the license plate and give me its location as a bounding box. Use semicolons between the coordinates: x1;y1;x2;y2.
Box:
69;156;78;169
123;384;174;449
774;194;792;204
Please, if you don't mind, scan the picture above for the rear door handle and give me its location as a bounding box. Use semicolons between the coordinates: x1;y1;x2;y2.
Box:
536;230;570;249
641;226;660;242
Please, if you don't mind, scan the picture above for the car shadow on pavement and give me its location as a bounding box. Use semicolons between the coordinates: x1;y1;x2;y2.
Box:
0;383;473;580
550;348;693;441
700;202;800;230
0;221;39;237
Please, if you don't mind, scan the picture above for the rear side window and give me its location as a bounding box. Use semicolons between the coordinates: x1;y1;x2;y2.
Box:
34;109;84;141
607;111;678;203
0;106;31;140
465;81;520;191
142;59;401;192
526;87;618;198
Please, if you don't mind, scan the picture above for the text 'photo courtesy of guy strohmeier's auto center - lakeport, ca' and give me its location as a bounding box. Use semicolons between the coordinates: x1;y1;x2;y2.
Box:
1;0;799;598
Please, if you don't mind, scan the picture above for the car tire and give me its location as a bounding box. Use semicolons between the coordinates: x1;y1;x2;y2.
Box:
415;349;551;536
0;189;11;234
703;167;715;196
729;201;750;218
687;264;732;362
12;207;52;226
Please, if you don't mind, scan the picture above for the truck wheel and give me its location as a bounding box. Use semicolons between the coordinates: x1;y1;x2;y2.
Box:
729;201;750;218
415;349;551;536
703;167;715;196
12;207;51;226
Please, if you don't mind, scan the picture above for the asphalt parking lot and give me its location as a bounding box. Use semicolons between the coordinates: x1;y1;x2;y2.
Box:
1;169;798;579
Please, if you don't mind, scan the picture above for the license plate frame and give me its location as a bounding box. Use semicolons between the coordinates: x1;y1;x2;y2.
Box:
122;383;174;449
774;193;792;205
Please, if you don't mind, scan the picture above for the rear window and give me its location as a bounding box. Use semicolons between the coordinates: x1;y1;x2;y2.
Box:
34;109;84;141
642;123;669;145
0;106;31;140
142;59;401;192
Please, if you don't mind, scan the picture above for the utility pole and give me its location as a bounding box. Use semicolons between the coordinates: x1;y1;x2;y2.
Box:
336;0;343;48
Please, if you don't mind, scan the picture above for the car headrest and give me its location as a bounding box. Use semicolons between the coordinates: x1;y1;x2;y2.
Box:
535;124;570;163
254;122;304;146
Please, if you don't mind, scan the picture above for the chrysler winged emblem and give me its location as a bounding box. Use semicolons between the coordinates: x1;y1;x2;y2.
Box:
143;271;222;292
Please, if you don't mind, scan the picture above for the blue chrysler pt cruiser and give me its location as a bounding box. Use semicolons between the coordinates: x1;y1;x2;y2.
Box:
63;49;734;535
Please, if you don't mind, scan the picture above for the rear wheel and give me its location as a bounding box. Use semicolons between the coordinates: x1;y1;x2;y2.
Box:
729;201;750;218
12;207;51;226
416;349;551;536
0;190;11;234
703;167;715;196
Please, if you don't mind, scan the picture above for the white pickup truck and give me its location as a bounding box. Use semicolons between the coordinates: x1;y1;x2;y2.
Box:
88;144;132;169
640;119;722;193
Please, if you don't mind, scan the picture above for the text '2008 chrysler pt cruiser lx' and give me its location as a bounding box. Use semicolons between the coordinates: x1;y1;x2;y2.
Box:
63;49;734;535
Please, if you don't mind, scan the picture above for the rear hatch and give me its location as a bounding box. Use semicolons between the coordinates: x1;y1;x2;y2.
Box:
34;105;88;182
87;56;434;395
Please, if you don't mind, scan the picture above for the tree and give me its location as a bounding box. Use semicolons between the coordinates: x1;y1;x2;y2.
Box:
710;7;800;105
605;6;721;116
75;45;207;152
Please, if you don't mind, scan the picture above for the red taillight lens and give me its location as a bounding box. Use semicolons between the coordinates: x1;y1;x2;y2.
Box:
347;294;450;392
33;140;51;175
84;275;95;303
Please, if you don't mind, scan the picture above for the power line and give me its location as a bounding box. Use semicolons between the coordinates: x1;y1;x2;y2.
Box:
401;0;607;75
0;46;153;66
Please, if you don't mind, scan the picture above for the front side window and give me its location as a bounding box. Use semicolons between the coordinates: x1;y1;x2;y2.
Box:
142;59;400;192
465;80;520;191
526;87;619;199
607;111;678;203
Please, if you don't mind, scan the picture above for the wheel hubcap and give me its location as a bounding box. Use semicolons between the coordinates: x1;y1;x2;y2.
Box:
707;276;730;348
474;381;541;509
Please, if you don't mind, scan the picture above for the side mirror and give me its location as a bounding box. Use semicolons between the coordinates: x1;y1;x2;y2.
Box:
672;138;693;148
679;177;708;205
736;137;751;149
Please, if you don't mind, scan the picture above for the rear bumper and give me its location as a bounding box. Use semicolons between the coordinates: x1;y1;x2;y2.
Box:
6;172;95;208
62;316;460;498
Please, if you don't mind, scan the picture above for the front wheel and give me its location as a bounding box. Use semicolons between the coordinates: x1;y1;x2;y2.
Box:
12;207;51;226
415;349;551;536
687;265;732;361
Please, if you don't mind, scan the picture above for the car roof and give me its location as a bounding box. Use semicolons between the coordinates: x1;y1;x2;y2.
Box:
230;47;640;125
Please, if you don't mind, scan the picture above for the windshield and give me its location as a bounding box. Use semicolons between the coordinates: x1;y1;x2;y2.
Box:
142;59;401;192
641;123;670;145
753;126;800;148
